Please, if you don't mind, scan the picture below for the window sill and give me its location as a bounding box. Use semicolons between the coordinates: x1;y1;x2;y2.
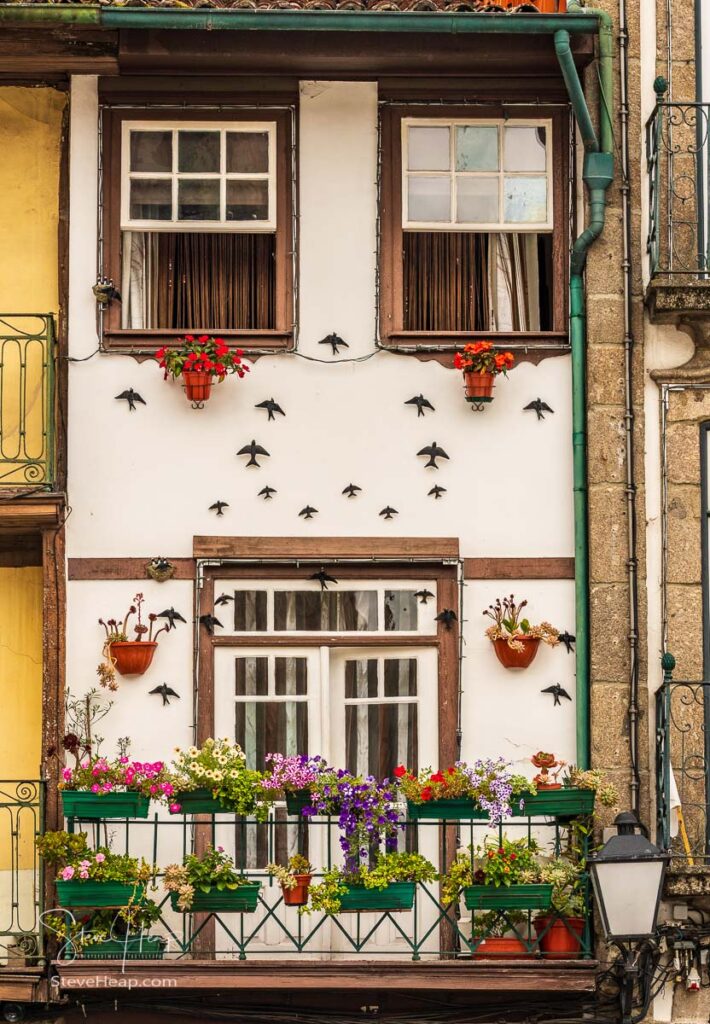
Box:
102;329;294;354
382;331;569;351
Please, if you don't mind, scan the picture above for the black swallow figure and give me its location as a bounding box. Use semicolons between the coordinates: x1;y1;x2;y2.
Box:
237;440;270;468
541;683;573;707
256;398;286;421
319;333;349;355
115;389;146;412
405;394;435;417
299;506;318;520
199;613;223;635
157;607;187;628
428;485;447;499
379;506;398;520
558;630;576;653
149;683;181;707
214;593;235;607
310;569;339;591
417;442;450;469
524;398;555;421
259;486;277;500
342;483;362;498
435;609;458;630
415;589;434;605
209;501;229;516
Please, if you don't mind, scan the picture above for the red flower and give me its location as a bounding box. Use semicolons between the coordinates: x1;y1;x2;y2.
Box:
198;335;209;344
420;786;433;802
393;765;407;778
446;767;456;775
430;771;445;784
155;346;167;360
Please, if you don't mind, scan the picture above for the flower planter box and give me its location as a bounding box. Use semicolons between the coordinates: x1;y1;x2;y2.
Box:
285;790;313;815
338;882;416;913
472;936;534;959
534;915;585;959
109;641;157;677
55;881;145;908
170;789;226;815
170;882;261;914
520;788;595;818
464;884;553;911
62;791;150;820
407;799;487;821
79;936;166;960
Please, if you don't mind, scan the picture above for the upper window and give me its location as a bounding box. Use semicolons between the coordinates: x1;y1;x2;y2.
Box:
379;107;568;347
101;107;294;351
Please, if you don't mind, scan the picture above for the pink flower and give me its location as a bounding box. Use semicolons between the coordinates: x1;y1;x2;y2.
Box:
119;757;129;764
61;866;75;880
79;860;90;868
79;870;89;879
94;853;105;863
169;803;181;814
162;783;174;796
91;784;100;793
149;785;157;795
62;768;72;781
217;846;224;852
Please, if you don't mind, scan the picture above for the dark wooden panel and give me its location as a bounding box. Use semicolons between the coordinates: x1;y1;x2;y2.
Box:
0;533;42;567
463;557;575;580
194;536;460;560
0;496;64;530
0;29;117;75
210;634;440;647
68;558;195;580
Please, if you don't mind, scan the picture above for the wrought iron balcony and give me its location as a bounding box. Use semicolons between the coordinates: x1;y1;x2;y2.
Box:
0;781;44;968
0;315;56;488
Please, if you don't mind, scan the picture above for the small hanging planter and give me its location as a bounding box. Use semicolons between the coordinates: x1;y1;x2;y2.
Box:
492;636;541;670
98;593;180;688
454;342;514;411
464;371;495;404
109;641;158;677
282;874;313;907
156;336;250;409
484;594;560;670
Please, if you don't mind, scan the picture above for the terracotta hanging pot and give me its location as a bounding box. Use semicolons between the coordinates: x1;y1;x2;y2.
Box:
492;636;541;670
182;371;213;404
281;874;312;907
463;371;495;402
109;641;157;677
535;783;562;791
473;936;533;959
533;916;584;959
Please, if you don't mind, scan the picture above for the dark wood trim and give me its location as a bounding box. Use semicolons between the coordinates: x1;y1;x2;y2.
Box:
211;634;440;648
378;103;569;349
53;958;597;993
42;525;66;835
193;536;460;560
0;494;64;530
100;105;295;353
463;557;574;580
56;89;70;494
68;558;195;580
208;563;453;580
0;533;42;567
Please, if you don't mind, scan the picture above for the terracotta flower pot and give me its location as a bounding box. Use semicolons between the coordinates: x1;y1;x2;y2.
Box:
109;641;157;677
534;916;585;959
535;783;562;791
493;636;541;669
473;936;533;959
498;0;565;9
182;371;213;404
464;371;495;401
282;874;312;907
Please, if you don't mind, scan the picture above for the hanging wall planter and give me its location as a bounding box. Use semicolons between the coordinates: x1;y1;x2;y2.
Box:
492;636;541;669
109;641;158;677
182;370;213;405
464;371;495;403
98;593;180;688
454;342;514;410
484;595;560;670
156;336;250;409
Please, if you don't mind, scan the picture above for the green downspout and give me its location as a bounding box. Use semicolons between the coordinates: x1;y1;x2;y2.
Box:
555;2;614;769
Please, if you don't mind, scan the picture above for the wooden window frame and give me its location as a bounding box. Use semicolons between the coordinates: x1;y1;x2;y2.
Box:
101;105;295;352
379;103;569;350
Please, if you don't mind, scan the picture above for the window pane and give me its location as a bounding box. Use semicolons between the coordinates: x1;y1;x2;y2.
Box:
384;659;417;697
456;125;499;171
384;591;418;631
227;132;269;174
129;179;172;220
408;126;450;171
130;131;172;173
346;703;418;779
178;130;220;173
274;657;308;696
504;177;548;223
236;701;308;769
226;180;269;222
504;125;547;172
345;659;378;699
456;176;499;223
274;591;377;631
408;177;450;222
232;591;268;631
234;656;268;697
178;179;220;221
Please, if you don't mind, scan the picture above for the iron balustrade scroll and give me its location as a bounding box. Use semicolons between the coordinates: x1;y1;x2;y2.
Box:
55;808;593;963
0;314;56;487
0;781;45;966
646;93;710;278
656;656;710;861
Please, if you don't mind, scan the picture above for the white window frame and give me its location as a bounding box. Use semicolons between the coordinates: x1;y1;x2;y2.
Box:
120;120;277;232
401;117;554;232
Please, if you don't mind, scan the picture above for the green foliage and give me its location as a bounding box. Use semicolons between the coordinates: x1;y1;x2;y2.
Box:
37;831;154;886
164;845;251;912
36;831;90;866
527;858;586;917
441;836;540;905
301;869;348;916
45;900;162;954
471;910;526;939
566;765;619;808
171;738;273;820
483;594;559;647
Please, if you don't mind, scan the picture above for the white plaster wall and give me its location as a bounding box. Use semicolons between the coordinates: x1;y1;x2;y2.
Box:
66;78;577;765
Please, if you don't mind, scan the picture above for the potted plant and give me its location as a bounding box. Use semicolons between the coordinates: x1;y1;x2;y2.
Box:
531;751;566;790
60;747;177;820
37;831;154;909
156;335;250;406
169;738;272;818
47;901;165;960
453;341;514;406
98;593;177;684
164;845;261;913
396;759;535;824
517;764;618;819
441;837;551;912
484;594;559;669
470;912;533;959
529;857;587;959
303;853;437;916
267;855;314;907
260;753;330;814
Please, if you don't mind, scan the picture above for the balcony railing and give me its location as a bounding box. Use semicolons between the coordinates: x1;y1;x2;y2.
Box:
0;314;55;488
0;781;44;966
646;97;710;278
52;808;593;963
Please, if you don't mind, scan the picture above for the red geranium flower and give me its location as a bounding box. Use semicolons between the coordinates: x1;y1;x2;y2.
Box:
393;765;407;778
421;786;433;801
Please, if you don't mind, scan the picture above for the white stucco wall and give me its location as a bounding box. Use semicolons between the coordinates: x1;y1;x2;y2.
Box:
66;77;578;773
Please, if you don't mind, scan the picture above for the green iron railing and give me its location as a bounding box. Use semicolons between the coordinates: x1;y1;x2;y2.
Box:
56;807;593;961
0;781;45;966
0;314;55;488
